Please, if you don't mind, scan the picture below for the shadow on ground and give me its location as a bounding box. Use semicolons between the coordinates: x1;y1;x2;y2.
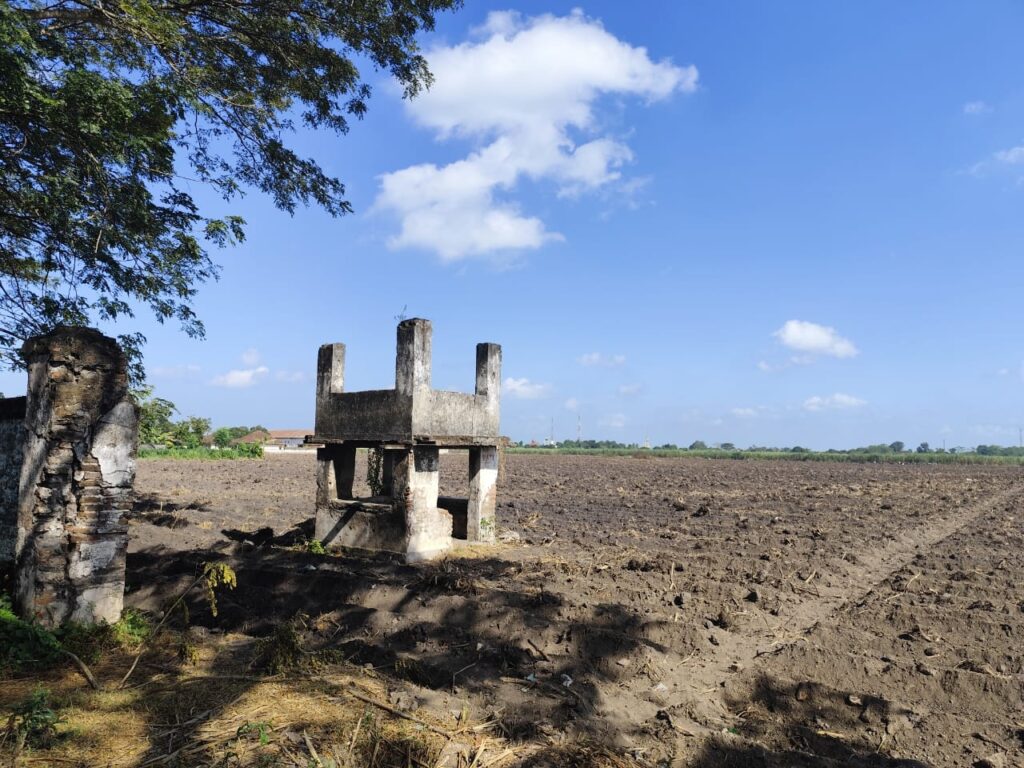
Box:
9;515;933;767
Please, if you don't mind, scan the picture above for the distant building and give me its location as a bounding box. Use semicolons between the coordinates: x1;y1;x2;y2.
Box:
234;428;318;450
266;429;311;449
234;429;270;445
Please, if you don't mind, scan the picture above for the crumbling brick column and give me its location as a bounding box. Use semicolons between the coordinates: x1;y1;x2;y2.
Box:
15;327;138;627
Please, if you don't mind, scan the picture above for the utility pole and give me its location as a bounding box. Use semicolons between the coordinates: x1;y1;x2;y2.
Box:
577;414;582;444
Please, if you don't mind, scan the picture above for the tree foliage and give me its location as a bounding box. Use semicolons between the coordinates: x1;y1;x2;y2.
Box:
212;425;266;447
0;0;460;368
135;386;208;447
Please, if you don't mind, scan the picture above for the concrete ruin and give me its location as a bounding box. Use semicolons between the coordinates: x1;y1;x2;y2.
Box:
312;319;501;562
0;327;138;627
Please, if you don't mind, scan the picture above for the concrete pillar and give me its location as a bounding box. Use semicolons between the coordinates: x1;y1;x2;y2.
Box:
315;343;344;436
316;444;356;505
395;445;450;562
15;328;138;627
395;319;432;397
475;343;501;401
468;446;499;543
381;449;399;498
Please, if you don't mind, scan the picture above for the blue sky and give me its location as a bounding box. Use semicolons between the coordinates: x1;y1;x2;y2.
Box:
5;1;1023;449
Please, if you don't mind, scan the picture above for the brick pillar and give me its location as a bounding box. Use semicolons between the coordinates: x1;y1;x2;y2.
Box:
15;327;138;627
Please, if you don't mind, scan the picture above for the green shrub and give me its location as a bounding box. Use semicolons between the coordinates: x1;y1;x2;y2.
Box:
139;444;263;460
305;539;326;555
1;597;151;674
0;596;61;675
4;688;64;750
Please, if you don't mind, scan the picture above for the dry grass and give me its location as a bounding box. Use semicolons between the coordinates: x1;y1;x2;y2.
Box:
0;628;644;768
0;633;461;768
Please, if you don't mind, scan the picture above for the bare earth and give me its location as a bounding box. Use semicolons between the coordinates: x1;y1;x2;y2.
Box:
129;453;1024;767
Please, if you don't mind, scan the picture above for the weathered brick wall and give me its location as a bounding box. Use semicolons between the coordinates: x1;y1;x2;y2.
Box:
0;396;27;567
15;327;138;627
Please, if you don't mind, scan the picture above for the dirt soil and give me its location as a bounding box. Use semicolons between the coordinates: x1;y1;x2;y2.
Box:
126;453;1024;767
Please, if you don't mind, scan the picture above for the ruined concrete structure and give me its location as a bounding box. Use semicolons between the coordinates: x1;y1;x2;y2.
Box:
0;328;138;627
312;319;501;561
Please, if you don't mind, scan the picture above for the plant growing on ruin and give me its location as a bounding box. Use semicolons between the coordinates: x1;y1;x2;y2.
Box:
306;539;326;556
0;0;461;370
366;447;385;497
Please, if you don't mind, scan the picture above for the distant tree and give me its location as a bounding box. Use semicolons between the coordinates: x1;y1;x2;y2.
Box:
212;425;263;447
688;440;708;450
135;388;177;446
888;441;905;453
719;442;736;451
916;442;930;453
169;417;210;449
212;427;234;448
134;386;209;447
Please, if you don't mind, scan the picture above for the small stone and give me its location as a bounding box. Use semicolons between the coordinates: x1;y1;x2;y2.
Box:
795;683;810;702
846;694;863;706
974;753;1006;768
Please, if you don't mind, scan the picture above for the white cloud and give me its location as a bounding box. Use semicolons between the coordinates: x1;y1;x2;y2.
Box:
211;366;269;388
578;352;626;367
275;370;306;383
774;320;858;359
375;10;697;261
503;377;552;399
994;145;1024;165
963;100;991;116
241;348;261;366
731;407;758;419
802;393;866;412
600;413;627;428
564;397;579;411
617;383;642;396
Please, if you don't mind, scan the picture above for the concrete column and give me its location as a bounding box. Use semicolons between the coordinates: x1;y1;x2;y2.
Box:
315;343;344;436
381;449;399;498
475;343;501;400
468;446;499;543
15;327;138;627
395;319;432;397
316;444;356;506
394;445;450;562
